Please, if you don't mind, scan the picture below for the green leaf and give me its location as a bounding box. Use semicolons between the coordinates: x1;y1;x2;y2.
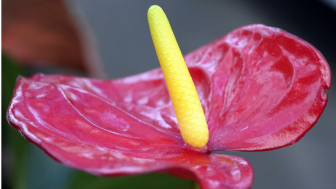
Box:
2;54;29;189
67;171;193;189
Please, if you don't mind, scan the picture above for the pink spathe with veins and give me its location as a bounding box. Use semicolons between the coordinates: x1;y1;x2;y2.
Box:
7;24;330;189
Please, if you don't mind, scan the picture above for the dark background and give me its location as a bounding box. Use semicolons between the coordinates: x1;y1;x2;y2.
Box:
3;0;336;189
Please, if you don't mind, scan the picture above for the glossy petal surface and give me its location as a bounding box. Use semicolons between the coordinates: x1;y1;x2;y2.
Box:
184;25;330;151
7;24;330;188
8;75;253;188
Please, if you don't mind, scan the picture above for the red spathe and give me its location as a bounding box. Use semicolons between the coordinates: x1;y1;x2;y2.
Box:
7;24;330;189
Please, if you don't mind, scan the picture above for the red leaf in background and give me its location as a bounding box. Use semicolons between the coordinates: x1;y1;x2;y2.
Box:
7;25;331;189
2;0;105;78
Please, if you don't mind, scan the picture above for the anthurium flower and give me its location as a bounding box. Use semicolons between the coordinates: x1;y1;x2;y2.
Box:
7;23;330;189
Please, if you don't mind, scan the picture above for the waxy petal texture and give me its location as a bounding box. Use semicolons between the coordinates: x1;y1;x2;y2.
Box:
184;24;331;151
8;75;253;189
7;24;330;189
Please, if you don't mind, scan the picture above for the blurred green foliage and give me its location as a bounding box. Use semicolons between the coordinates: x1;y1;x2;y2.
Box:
2;54;29;189
67;171;193;189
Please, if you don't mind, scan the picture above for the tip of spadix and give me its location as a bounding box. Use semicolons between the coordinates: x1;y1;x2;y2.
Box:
148;5;164;19
148;5;161;11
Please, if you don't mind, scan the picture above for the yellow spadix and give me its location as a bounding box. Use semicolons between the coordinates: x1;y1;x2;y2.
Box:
148;5;209;148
